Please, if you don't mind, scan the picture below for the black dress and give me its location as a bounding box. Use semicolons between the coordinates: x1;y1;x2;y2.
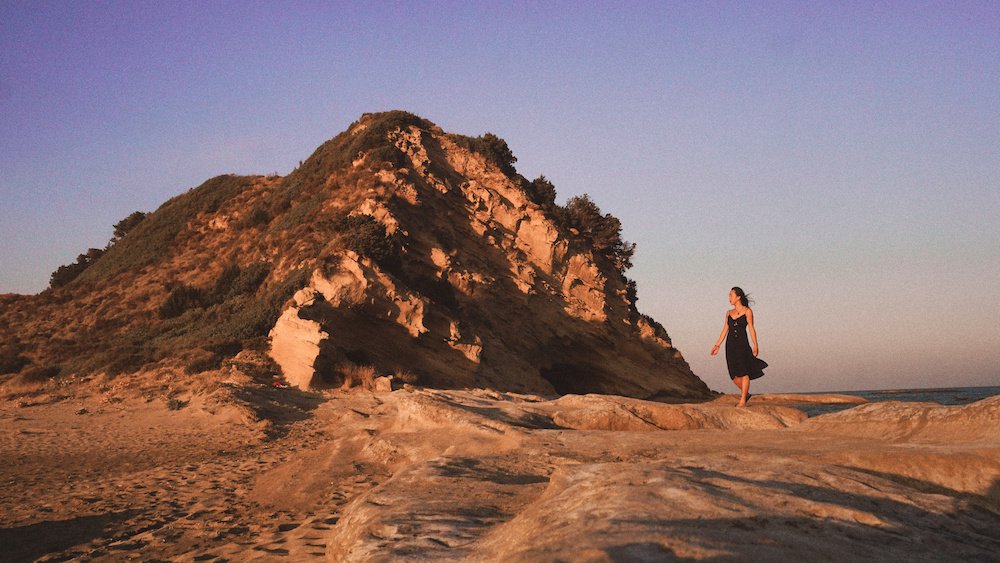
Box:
726;313;767;380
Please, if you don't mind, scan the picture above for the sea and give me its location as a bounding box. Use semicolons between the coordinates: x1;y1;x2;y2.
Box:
792;385;1000;418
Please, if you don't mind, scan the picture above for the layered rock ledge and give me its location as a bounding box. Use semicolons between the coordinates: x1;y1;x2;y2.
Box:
3;383;997;561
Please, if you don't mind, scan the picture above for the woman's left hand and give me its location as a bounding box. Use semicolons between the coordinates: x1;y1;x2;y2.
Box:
752;346;759;357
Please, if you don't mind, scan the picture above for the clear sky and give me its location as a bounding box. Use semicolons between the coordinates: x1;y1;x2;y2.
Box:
2;1;998;393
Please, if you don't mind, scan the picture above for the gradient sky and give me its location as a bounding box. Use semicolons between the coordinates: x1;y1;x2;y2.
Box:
2;1;998;393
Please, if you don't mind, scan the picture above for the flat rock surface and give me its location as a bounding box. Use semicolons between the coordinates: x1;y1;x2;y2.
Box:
707;392;868;406
2;387;998;561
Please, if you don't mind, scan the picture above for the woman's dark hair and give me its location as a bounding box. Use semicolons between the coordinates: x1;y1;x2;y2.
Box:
732;286;753;307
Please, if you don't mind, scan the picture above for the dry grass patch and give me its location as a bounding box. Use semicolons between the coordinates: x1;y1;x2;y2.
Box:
393;369;420;385
338;363;377;391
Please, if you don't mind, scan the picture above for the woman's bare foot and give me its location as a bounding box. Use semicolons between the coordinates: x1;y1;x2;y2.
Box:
736;398;747;407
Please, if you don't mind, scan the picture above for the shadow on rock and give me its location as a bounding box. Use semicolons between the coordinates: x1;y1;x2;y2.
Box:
0;510;137;563
229;384;326;439
435;457;551;485
978;476;1000;516
845;466;1000;516
604;465;1000;559
603;541;693;562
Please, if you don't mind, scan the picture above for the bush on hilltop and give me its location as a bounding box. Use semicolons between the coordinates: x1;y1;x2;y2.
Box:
555;194;636;272
49;248;106;289
112;211;147;243
525;175;557;208
448;132;518;177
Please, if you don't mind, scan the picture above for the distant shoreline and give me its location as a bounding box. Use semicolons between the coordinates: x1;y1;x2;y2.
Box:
794;385;1000;395
777;385;1000;418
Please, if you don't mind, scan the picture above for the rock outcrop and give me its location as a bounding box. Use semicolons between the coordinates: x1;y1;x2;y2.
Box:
545;393;807;431
265;114;709;400
800;395;1000;443
303;390;999;560
0;111;709;402
4;377;998;560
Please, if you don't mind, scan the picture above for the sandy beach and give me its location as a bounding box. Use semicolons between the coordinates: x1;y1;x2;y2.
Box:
2;373;998;561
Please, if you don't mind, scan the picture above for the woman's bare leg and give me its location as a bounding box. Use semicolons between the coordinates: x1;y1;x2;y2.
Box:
736;376;750;407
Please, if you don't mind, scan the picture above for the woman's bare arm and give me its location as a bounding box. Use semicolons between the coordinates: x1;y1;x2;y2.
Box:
711;313;728;355
747;308;759;356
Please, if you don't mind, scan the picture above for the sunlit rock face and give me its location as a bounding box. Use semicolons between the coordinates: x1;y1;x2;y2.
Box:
267;113;709;400
0;110;708;402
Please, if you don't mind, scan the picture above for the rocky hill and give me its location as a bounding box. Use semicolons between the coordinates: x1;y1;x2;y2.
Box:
0;111;710;401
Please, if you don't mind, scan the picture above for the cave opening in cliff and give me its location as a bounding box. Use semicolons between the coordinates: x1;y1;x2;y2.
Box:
540;363;610;395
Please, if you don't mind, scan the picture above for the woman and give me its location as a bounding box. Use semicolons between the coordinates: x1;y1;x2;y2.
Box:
711;287;767;407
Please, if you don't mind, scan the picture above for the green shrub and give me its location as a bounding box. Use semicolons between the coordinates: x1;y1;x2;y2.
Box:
55;328;155;377
48;210;149;289
244;206;271;228
184;353;223;374
149;266;309;362
555;194;636;272
18;365;60;382
49;247;105;288
112;211;147;242
640;313;668;336
273;266;312;306
0;355;29;375
211;263;271;303
51;266;307;377
206;299;277;341
166;398;188;410
212;264;242;301
103;351;152;376
0;343;30;375
626;278;638;308
273;190;327;232
159;284;207;319
367;144;408;169
332;215;399;267
448;132;518;177
271;192;293;215
229;263;271;296
525;175;557;208
205;340;243;357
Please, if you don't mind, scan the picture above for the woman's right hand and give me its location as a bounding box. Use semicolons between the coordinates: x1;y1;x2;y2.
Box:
710;344;720;356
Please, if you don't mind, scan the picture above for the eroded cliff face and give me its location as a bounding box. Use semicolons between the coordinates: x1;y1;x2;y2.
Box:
268;119;710;400
0;111;708;400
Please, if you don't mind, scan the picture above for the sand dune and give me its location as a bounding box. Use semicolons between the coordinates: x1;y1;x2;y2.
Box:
2;382;998;561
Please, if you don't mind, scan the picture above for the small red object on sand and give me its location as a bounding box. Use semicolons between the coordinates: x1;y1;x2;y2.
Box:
272;381;289;389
